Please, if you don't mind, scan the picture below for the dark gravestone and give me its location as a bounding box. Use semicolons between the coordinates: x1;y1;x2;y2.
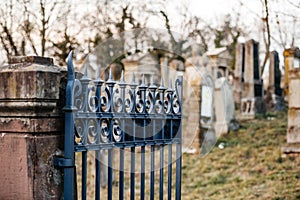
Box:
241;39;266;118
266;51;285;111
233;43;245;107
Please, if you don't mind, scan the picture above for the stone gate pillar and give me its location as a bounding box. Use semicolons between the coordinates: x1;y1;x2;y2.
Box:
0;56;66;199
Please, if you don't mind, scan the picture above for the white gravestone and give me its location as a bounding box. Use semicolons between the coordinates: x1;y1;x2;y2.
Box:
214;77;239;137
200;73;216;155
201;85;214;118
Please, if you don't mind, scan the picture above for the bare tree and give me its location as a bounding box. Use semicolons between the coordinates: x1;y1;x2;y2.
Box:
0;0;21;59
0;0;71;64
260;0;271;76
272;0;300;48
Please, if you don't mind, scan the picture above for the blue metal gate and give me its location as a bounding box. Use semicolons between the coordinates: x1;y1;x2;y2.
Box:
55;52;183;200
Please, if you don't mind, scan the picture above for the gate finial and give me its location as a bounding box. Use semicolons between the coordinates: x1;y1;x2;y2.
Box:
67;51;75;80
96;66;101;80
120;70;125;83
131;72;136;83
161;77;164;87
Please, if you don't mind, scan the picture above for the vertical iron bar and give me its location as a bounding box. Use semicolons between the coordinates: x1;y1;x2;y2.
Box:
130;77;136;200
95;151;101;200
150;90;156;200
64;111;75;200
167;144;172;200
140;146;145;200
150;145;155;200
168;118;173;200
95;71;102;200
119;148;124;200
140;98;146;200
107;68;115;200
119;118;125;199
130;147;135;200
108;149;113;200
82;151;87;200
159;145;164;200
175;143;182;200
64;52;75;200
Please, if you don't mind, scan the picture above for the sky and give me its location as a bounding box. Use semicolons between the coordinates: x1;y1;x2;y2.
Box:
147;0;263;41
1;0;298;70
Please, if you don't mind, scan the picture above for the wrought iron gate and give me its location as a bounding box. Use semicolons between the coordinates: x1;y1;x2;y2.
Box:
55;52;183;200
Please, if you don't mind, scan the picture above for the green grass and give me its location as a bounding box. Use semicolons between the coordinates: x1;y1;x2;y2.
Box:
181;112;300;200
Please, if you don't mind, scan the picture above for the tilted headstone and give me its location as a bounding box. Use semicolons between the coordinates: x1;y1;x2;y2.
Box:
266;51;284;111
240;39;266;118
214;77;239;137
200;73;216;155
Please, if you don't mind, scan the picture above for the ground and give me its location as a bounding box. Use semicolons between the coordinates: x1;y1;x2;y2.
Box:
181;112;300;200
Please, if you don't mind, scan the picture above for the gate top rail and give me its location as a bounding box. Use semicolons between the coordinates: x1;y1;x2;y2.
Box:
65;52;183;150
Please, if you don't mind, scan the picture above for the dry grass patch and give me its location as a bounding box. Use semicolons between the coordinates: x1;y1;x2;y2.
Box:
181;112;300;200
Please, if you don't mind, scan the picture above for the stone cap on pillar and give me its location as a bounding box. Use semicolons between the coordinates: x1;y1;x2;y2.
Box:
1;56;64;73
284;47;300;58
8;56;53;65
0;56;68;133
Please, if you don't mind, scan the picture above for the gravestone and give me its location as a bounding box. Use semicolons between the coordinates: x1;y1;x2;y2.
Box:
182;58;202;153
233;43;245;107
282;47;300;155
214;77;239;136
205;47;231;80
122;52;160;85
266;51;285;111
240;39;266;118
200;73;216;155
282;63;300;155
283;47;300;100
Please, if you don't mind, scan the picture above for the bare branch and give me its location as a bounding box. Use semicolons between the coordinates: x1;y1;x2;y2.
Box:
160;10;177;49
260;0;271;76
287;0;300;9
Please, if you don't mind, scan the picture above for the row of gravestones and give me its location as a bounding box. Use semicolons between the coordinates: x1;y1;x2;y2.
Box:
198;39;288;154
233;39;285;119
233;40;300;154
185;40;263;154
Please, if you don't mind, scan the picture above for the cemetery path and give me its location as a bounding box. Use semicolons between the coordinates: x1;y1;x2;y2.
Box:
181;112;300;200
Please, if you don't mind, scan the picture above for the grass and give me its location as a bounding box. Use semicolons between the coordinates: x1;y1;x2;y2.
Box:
76;112;300;199
181;112;300;200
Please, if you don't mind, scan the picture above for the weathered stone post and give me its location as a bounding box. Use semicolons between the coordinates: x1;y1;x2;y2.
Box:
0;56;66;199
214;77;238;136
282;53;300;155
283;47;300;100
182;58;202;153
